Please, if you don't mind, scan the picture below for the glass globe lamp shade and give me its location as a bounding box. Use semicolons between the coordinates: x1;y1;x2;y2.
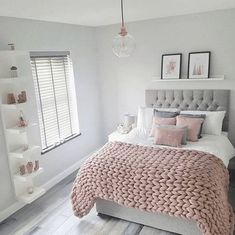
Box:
112;33;135;58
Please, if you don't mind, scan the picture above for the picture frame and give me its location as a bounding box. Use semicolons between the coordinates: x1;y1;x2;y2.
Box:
188;51;211;79
161;53;182;80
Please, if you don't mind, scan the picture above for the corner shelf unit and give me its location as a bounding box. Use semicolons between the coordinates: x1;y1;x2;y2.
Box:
0;50;45;205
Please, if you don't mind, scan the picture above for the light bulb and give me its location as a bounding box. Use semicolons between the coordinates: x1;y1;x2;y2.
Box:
112;33;135;58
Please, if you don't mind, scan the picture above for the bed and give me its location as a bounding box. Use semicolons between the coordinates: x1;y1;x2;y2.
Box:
72;90;235;235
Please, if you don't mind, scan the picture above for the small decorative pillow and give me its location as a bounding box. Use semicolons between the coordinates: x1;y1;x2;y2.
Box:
154;126;185;147
154;125;187;145
180;114;206;138
176;115;204;142
149;117;176;137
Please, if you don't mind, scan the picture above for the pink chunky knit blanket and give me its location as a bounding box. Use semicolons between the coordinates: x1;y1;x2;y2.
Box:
71;142;234;235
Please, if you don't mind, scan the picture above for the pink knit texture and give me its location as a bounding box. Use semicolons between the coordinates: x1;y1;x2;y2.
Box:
71;142;234;235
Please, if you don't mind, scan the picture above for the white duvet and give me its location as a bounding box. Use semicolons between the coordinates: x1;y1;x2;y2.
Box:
110;128;235;167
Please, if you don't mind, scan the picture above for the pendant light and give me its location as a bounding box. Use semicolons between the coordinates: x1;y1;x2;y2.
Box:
112;0;135;58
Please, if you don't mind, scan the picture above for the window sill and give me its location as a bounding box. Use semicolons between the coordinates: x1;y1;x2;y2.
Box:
41;133;81;155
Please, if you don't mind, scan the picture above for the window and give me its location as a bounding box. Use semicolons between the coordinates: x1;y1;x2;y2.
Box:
31;51;80;153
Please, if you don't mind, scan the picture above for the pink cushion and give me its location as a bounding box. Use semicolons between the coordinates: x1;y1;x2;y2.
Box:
154;126;184;147
149;117;176;137
176;116;204;142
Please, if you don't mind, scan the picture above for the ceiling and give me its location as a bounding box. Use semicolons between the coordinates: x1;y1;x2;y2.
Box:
0;0;235;26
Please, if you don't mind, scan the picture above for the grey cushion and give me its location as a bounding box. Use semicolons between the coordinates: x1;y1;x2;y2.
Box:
154;110;179;118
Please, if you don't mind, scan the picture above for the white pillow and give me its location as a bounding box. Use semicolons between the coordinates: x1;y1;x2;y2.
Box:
180;110;226;136
137;106;153;135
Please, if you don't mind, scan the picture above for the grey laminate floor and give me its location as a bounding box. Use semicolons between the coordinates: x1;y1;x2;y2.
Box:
0;171;234;235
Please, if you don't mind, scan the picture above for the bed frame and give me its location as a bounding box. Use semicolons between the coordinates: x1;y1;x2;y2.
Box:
96;89;230;235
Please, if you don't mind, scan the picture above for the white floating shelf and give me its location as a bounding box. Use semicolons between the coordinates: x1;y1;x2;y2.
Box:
18;187;46;204
152;76;225;82
0;50;44;206
9;145;41;159
6;123;37;134
1;102;27;110
14;168;44;182
0;77;19;84
0;50;28;55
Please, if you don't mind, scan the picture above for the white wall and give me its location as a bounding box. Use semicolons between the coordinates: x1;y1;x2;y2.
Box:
0;17;103;212
96;9;235;145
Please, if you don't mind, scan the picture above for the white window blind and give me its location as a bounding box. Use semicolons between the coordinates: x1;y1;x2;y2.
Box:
31;52;80;153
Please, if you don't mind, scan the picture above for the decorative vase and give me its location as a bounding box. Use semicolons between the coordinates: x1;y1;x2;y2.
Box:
17;91;27;103
19;165;26;175
7;93;16;104
16;110;27;127
34;160;39;171
21;91;27;102
26;162;33;174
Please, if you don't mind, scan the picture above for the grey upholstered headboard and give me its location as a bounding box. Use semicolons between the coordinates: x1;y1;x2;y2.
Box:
145;90;230;131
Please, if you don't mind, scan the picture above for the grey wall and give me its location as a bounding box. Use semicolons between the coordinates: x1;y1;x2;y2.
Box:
1;7;235;215
0;17;103;211
96;8;235;145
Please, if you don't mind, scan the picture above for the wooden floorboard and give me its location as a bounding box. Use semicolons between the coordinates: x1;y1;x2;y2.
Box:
0;170;234;235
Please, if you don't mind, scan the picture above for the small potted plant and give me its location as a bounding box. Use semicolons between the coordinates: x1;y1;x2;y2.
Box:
10;66;18;78
8;43;15;50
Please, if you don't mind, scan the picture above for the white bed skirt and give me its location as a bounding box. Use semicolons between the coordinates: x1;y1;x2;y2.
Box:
96;199;202;235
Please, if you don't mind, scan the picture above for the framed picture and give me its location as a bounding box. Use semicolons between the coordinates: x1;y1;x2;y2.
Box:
188;51;211;79
161;53;182;80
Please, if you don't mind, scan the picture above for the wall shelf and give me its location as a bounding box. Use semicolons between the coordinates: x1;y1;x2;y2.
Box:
14;168;44;182
152;75;225;82
0;78;18;84
9;145;41;159
1;103;27;110
18;187;46;204
6;123;37;134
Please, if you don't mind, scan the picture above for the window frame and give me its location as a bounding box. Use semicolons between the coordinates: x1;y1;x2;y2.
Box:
30;51;81;154
41;133;81;154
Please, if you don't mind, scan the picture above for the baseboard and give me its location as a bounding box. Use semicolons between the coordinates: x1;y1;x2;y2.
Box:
0;149;97;223
41;154;88;190
0;201;24;223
